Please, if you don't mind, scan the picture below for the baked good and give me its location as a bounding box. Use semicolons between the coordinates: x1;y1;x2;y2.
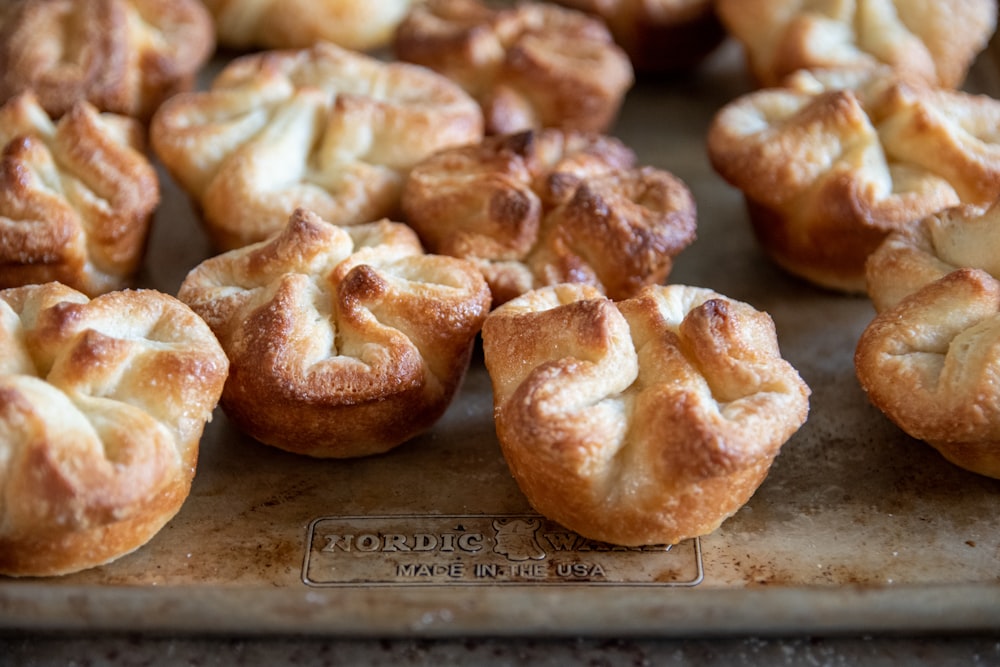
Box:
0;282;228;577
177;207;491;458
0;91;159;296
151;42;484;251
203;0;417;52
707;67;1000;293
715;0;997;89
552;0;725;73
865;201;1000;313
856;268;1000;479
0;0;215;121
393;0;634;135
481;283;810;546
402;129;697;307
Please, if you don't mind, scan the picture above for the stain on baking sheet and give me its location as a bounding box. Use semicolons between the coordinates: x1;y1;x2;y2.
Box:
302;515;703;587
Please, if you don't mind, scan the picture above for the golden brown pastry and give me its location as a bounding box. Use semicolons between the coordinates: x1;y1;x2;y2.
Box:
481;283;810;546
177;208;492;458
865;201;1000;313
707;67;1000;293
0;0;215;121
0;282;229;577
856;268;1000;479
402;129;697;307
151;42;484;251
393;0;634;135
715;0;996;89
0;91;159;296
552;0;725;72
204;0;417;52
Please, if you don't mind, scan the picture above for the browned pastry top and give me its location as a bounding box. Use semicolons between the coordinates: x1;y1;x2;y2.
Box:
203;0;417;51
856;267;1000;479
394;0;634;135
0;92;159;296
178;208;492;458
0;0;215;121
553;0;725;72
482;283;810;546
151;42;484;251
865;201;1000;313
402;129;697;306
716;0;997;89
708;67;1000;292
0;282;229;576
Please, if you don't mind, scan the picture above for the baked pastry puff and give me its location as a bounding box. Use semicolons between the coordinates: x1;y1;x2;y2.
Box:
177;208;491;458
715;0;996;89
151;42;484;251
402;129;697;307
857;201;1000;479
707;67;1000;293
481;283;810;546
856;268;1000;480
0;0;214;121
0;91;159;296
203;0;417;52
394;0;634;135
552;0;725;73
0;282;228;577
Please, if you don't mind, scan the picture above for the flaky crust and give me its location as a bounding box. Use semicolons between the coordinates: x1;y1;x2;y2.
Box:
0;0;215;121
865;201;1000;313
204;0;417;52
481;283;810;546
402;129;697;307
151;42;484;251
177;208;491;458
552;0;725;72
394;0;634;135
707;67;1000;293
716;0;996;89
0;282;228;577
0;92;159;296
856;268;1000;479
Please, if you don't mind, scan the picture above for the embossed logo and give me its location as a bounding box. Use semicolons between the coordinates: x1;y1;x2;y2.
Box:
302;514;703;587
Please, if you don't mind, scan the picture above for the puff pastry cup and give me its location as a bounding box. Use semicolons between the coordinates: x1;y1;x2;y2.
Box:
177;208;492;459
402;129;697;307
707;67;1000;293
151;42;484;251
481;283;810;546
0;0;215;121
856;268;1000;480
0;282;229;577
856;201;1000;479
552;0;725;72
203;0;417;52
865;201;1000;313
715;0;997;89
0;91;159;296
393;0;634;135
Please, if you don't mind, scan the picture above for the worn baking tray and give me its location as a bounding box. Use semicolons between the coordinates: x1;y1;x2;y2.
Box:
2;34;1000;638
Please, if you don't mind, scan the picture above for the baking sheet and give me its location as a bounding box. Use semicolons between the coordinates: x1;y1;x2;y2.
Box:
2;34;1000;638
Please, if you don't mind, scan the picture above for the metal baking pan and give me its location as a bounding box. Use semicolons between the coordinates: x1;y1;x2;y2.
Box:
2;35;999;638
